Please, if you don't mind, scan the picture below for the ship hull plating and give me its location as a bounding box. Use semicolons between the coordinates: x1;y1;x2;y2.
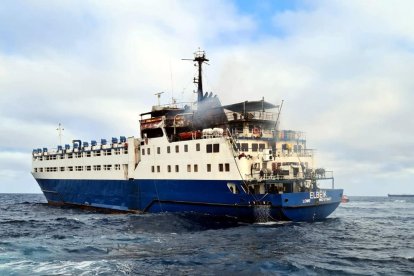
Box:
35;178;342;222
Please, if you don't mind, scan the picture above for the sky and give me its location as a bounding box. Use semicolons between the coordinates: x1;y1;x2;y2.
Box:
1;0;414;196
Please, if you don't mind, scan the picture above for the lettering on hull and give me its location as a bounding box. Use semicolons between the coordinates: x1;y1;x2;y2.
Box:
302;190;332;204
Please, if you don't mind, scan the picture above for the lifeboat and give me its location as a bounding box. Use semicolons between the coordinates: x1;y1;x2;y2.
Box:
178;130;201;140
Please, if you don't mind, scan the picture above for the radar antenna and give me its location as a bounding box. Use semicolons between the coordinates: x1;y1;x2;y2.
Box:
182;49;209;103
154;92;164;106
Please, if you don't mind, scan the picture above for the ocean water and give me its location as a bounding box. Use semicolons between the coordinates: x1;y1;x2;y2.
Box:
0;194;413;275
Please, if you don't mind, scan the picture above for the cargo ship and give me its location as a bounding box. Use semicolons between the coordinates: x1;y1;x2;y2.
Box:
388;194;414;198
31;50;343;222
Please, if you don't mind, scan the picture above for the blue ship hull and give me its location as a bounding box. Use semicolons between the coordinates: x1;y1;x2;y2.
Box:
36;178;342;222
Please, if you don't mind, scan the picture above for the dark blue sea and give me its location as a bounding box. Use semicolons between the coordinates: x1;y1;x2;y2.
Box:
0;194;413;275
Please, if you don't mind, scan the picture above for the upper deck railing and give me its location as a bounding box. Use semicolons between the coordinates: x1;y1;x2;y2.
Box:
32;136;128;157
248;169;334;182
225;111;277;122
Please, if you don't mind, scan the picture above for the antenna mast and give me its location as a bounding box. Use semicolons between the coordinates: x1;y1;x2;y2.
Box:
182;49;209;103
274;100;284;131
56;123;64;146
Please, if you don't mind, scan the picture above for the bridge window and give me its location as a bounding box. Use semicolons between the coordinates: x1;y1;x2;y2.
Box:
225;163;230;172
151;166;155;173
241;143;248;151
147;148;150;155
167;146;170;153
194;164;198;172
167;165;171;172
175;145;179;153
259;144;265;152
207;164;211;172
219;164;224;172
86;166;91;171
184;145;188;152
252;143;258;152
175;165;179;172
196;143;200;151
157;147;160;154
187;164;191;172
206;143;220;153
157;165;160;173
142;148;145;155
206;144;212;153
213;144;219;152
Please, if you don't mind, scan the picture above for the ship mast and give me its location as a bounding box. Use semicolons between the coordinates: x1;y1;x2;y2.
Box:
183;49;209;103
56;123;64;146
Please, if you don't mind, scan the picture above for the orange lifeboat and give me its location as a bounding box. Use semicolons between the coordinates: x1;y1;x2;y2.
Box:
178;131;201;140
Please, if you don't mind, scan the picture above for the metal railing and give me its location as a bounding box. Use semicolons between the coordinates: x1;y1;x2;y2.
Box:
225;111;277;122
246;169;334;182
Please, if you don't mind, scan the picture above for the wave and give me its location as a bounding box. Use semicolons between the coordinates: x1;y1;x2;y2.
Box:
0;260;115;276
64;246;109;255
123;212;242;233
393;200;406;203
1;193;413;275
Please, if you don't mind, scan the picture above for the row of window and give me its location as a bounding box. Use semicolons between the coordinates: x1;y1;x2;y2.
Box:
236;143;266;152
231;126;272;134
34;164;122;173
35;148;128;161
36;162;232;174
151;163;230;173
142;143;219;156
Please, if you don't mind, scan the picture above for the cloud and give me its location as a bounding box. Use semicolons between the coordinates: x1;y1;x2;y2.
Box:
1;0;414;195
0;151;35;193
212;1;414;195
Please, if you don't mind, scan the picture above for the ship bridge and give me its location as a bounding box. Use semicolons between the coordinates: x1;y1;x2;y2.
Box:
223;100;279;123
222;99;280;139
